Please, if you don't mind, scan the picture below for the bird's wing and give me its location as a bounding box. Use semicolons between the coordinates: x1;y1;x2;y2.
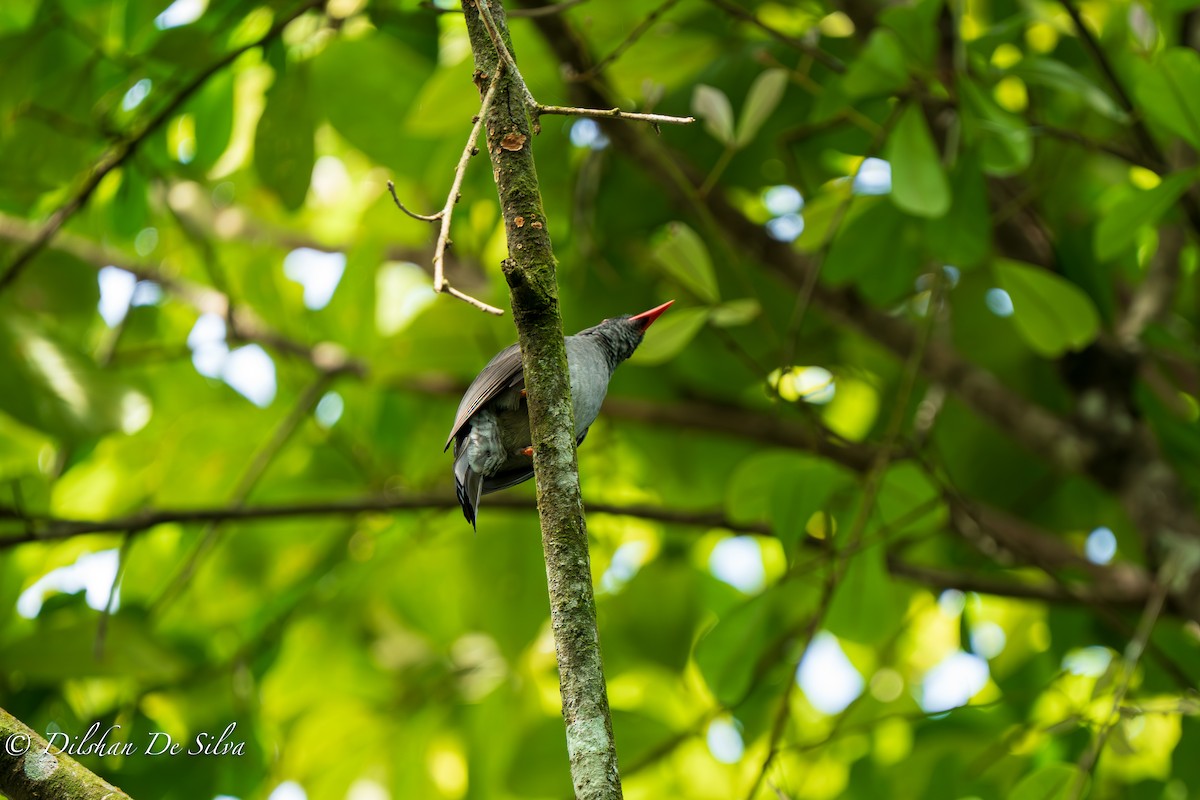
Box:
445;342;525;451
479;428;590;495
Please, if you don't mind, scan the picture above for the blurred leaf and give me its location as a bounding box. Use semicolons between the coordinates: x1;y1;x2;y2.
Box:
0;315;151;442
628;306;708;365
842;29;909;98
737;68;788;146
993;259;1101;357
1012;57;1127;122
887;104;951;218
1135;48;1200;148
728;451;852;552
186;68;235;171
825;200;923;303
826;543;905;644
709;298;760;327
651;221;719;303
693;84;735;145
923;152;991;267
312;34;433;168
1094;170;1197;261
255;63;315;211
694;591;773;706
960;79;1032;176
1010;763;1083;799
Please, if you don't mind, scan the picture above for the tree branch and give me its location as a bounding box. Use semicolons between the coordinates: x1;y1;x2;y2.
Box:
0;495;769;548
0;706;134;800
461;1;622;796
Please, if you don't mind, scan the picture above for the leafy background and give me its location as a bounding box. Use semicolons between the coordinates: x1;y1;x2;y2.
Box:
1;0;1200;798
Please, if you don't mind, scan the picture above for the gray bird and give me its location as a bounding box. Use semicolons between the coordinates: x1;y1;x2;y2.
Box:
446;301;673;528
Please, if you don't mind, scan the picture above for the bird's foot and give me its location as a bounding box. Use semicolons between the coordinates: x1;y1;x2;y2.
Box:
520;446;533;457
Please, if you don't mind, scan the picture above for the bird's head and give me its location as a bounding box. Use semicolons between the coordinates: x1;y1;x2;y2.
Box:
580;300;674;370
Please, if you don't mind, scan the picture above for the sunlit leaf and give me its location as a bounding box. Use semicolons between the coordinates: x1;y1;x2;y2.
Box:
842;29;909;98
651;222;720;303
1010;763;1084;800
628;306;708;364
1135;47;1200;148
993;259;1101;357
255;62;315;211
1094;170;1197;261
693;84;735;145
886;104;951;218
737;68;788;146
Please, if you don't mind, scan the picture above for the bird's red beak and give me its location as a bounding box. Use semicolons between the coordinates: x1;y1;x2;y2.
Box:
630;300;674;330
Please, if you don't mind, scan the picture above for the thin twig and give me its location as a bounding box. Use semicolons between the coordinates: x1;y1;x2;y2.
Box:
535;104;694;125
475;0;539;108
429;66;506;315
508;0;588;16
0;0;327;292
386;180;443;222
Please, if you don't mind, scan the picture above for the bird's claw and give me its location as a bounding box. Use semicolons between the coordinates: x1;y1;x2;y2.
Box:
520;446;533;457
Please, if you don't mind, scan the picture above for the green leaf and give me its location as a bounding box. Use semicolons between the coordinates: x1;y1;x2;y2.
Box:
1135;47;1200;148
651;222;720;303
992;259;1101;357
842;29;909;98
727;451;853;552
186;68;235;170
1011;57;1127;122
824;200;923;304
1094;170;1197;261
692;84;735;145
628;306;708;365
959;79;1032;176
0;316;152;442
313;34;433;168
923;152;991;267
695;591;774;705
825;543;906;644
255;63;315;211
708;298;761;327
886;104;951;218
736;68;788;146
1010;763;1083;800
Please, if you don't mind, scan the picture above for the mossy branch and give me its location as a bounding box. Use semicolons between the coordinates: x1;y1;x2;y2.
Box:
460;0;623;797
0;706;134;800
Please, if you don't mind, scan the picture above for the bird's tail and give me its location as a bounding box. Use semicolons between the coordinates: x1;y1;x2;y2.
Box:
453;445;483;530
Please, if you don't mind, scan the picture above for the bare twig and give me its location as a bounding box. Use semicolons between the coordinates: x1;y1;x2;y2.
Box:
429;67;506;315
386;180;443;222
475;0;539;107
535;104;694;126
0;0;327;292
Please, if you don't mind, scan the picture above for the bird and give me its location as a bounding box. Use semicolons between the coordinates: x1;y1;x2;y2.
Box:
446;300;673;528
